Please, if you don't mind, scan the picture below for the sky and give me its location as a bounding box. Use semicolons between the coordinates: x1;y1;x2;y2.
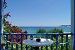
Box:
4;0;71;26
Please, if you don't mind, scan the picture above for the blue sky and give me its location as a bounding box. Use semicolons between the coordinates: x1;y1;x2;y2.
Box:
4;0;71;26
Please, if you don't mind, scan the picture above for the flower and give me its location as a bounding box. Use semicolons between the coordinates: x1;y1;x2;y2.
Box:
3;0;7;8
3;0;27;44
23;30;28;34
4;12;11;18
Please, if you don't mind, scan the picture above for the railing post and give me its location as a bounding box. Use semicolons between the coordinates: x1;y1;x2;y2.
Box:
26;34;28;50
16;35;18;50
30;35;33;50
21;34;22;50
11;35;13;50
46;34;48;50
0;0;2;50
6;35;8;49
51;35;53;50
61;35;63;50
66;35;68;50
56;35;58;50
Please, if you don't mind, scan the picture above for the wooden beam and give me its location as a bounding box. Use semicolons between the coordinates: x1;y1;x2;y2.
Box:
0;0;2;50
71;0;75;50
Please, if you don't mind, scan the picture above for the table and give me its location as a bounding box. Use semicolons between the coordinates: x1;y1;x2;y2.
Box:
23;38;53;50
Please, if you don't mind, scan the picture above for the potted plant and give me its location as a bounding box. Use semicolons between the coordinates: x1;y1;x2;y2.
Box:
36;36;41;42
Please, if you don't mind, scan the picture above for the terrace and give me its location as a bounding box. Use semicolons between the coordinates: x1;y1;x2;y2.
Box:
0;0;75;50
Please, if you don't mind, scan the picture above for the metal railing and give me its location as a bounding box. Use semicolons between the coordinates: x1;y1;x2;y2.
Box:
1;33;73;50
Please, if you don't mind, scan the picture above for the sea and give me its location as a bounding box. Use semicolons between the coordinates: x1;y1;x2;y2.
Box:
19;26;71;34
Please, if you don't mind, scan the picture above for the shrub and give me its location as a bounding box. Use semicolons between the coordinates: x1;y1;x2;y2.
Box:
36;29;46;33
36;28;63;33
48;28;63;33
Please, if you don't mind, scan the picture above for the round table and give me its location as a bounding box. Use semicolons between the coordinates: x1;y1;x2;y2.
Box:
23;38;53;50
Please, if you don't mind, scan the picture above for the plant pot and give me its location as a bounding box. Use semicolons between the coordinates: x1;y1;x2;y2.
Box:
36;38;41;42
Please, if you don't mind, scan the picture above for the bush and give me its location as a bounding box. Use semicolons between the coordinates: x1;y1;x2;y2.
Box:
36;29;46;33
36;28;63;33
48;28;63;33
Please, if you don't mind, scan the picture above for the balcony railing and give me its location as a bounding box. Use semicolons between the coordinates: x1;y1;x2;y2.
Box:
1;33;73;50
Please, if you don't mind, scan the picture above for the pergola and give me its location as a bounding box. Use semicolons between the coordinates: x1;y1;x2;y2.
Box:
0;0;75;50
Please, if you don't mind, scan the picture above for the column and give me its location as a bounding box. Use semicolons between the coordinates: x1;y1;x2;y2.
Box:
71;0;75;50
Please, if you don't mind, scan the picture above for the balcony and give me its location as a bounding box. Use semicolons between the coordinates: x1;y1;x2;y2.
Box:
1;33;73;50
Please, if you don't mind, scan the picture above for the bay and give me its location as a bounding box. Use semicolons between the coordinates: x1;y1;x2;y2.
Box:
19;26;71;34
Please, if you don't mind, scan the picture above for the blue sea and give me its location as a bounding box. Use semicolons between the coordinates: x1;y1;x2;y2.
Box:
19;26;71;34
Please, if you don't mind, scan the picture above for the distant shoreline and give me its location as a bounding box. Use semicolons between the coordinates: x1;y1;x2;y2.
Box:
60;25;71;27
18;26;60;27
18;25;71;27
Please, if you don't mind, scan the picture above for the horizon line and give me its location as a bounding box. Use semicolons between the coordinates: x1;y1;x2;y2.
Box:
17;25;71;27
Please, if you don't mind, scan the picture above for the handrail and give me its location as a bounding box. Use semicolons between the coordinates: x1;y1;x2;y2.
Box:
2;33;73;35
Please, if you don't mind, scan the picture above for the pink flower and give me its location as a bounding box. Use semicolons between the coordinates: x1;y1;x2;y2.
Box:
4;0;7;8
4;12;11;18
23;30;28;34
